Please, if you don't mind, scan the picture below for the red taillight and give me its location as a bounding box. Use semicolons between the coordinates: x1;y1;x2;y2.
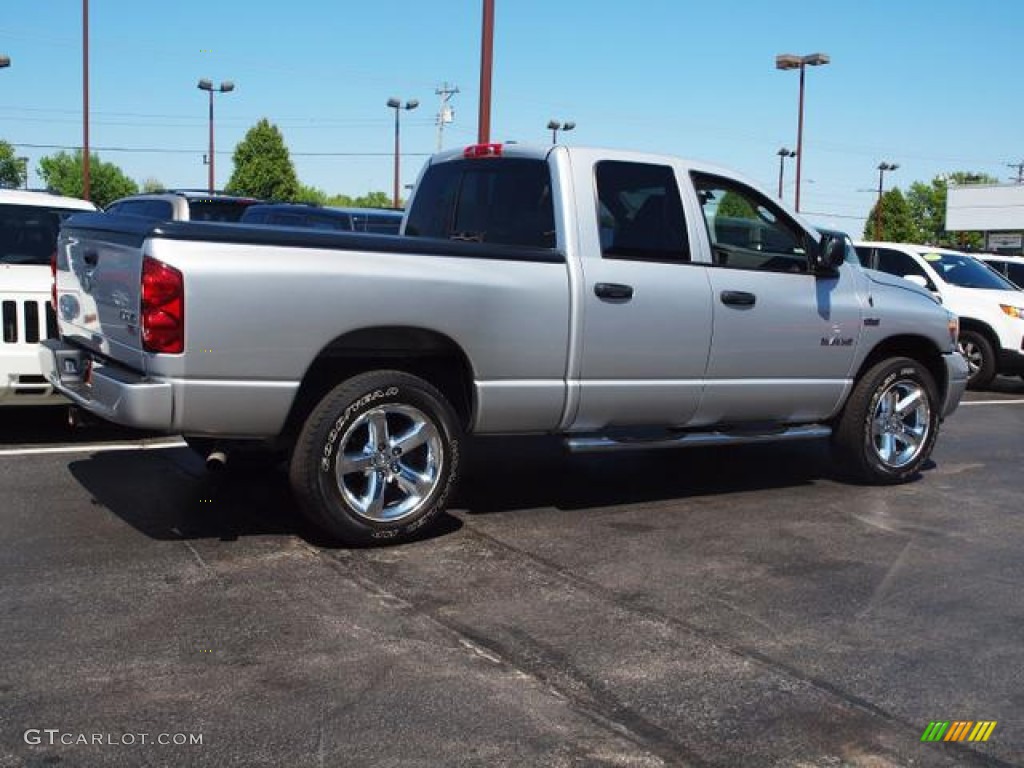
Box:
50;250;57;310
141;256;184;354
463;143;503;159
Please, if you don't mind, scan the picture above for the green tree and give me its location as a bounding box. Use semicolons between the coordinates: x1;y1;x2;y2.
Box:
864;188;917;242
0;140;27;189
294;183;329;205
352;191;392;209
716;191;757;219
225;118;299;201
906;172;996;249
325;193;355;208
37;150;138;207
141;177;165;193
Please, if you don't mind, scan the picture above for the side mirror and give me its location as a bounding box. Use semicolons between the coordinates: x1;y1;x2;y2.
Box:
903;274;928;289
811;234;845;275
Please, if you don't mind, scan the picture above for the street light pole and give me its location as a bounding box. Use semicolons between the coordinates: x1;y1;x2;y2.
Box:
387;97;419;209
547;119;575;145
197;79;234;194
875;161;899;240
776;147;796;200
775;52;829;213
82;0;90;201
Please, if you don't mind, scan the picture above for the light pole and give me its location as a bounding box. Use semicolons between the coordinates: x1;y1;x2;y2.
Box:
387;97;419;209
197;79;234;194
83;0;90;201
775;52;829;212
874;161;899;240
547;119;576;145
776;147;796;200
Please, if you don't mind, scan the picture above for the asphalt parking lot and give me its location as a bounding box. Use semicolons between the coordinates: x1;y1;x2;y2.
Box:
2;379;1023;768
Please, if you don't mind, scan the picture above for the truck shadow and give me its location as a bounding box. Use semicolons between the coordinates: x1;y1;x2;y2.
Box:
66;446;462;547
66;437;933;544
453;436;856;515
0;405;167;445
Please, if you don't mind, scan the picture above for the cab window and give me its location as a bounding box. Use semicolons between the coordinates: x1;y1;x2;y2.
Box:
594;161;689;262
692;173;808;273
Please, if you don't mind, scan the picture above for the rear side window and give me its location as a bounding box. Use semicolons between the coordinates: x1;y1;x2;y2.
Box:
595;161;689;262
190;200;254;222
0;204;83;265
405;158;555;248
1006;263;1024;288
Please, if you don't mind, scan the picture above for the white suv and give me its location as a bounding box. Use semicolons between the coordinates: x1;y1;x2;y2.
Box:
1;189;97;405
855;241;1024;388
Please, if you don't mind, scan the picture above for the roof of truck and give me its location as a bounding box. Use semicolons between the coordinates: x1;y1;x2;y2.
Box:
0;189;98;210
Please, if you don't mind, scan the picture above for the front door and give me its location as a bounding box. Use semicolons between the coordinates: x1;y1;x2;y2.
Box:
687;173;863;425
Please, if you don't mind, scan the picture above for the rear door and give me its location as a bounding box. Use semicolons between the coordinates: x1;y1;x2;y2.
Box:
569;157;713;431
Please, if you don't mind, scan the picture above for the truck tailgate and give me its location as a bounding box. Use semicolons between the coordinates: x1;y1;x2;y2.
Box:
55;214;151;372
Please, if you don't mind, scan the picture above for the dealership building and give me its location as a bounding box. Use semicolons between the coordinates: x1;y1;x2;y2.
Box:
946;183;1024;254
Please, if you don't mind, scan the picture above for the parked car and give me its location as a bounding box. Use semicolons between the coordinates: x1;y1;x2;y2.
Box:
978;253;1024;289
240;203;403;234
0;189;97;405
44;144;967;545
855;241;1024;388
105;190;260;222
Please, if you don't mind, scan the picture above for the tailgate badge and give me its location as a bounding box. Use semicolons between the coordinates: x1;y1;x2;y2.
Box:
58;294;80;321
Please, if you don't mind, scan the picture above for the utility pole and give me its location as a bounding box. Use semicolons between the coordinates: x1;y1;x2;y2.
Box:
1007;161;1024;184
435;82;459;152
478;0;494;144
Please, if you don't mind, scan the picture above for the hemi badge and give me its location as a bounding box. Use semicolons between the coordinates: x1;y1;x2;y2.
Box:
864;317;881;327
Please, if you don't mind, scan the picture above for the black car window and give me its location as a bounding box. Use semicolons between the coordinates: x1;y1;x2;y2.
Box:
595;161;689;263
405;158;555;248
0;204;80;265
190;200;254;222
1005;263;1024;288
692;173;806;272
875;248;932;287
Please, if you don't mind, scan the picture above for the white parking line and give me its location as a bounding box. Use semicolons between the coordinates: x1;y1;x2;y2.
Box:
0;438;187;458
960;399;1024;406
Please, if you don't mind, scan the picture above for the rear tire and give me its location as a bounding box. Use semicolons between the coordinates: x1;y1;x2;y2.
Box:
289;370;461;546
958;329;996;390
833;357;939;484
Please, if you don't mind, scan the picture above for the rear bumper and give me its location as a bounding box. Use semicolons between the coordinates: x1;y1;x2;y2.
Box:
38;340;174;430
39;339;298;436
941;350;969;419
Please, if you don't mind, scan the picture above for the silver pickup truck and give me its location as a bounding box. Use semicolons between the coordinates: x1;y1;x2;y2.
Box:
42;143;969;545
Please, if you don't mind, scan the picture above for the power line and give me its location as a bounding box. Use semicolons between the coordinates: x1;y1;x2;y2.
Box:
9;141;432;158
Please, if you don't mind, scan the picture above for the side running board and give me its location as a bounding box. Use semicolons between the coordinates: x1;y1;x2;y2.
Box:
564;425;832;454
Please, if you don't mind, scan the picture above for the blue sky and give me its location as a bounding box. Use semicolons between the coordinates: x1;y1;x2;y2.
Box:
1;0;1021;233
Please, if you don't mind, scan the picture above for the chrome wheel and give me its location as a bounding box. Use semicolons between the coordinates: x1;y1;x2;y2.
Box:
334;404;443;523
870;378;931;468
959;339;983;377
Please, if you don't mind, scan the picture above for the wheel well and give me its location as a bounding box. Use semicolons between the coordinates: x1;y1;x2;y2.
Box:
958;317;999;350
855;335;946;397
278;327;475;447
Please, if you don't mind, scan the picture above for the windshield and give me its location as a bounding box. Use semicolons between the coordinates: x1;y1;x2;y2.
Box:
924;252;1019;290
0;204;83;266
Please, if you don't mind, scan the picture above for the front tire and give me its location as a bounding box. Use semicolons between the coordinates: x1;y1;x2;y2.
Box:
833;357;939;484
958;329;996;390
289;371;461;545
